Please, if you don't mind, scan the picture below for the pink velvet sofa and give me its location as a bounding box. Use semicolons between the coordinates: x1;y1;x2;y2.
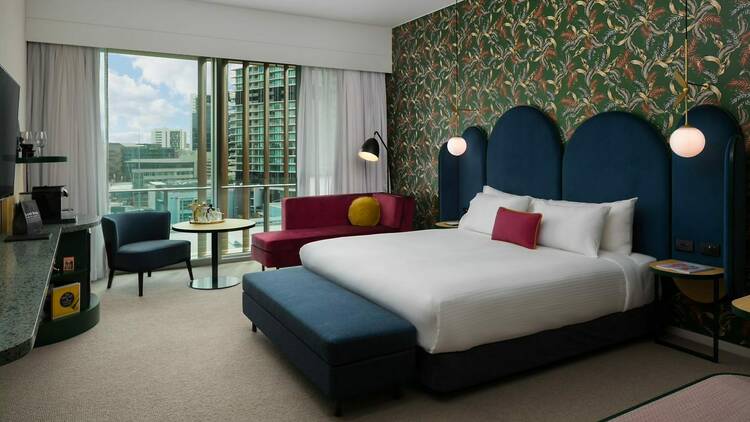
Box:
251;193;415;269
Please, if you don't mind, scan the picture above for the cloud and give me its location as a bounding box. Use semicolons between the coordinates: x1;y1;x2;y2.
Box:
108;70;180;142
131;55;197;101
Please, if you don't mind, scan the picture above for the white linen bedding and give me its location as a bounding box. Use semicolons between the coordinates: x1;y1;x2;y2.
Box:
299;228;654;354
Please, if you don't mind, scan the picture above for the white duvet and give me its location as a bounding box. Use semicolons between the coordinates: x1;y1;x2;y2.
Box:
299;228;654;354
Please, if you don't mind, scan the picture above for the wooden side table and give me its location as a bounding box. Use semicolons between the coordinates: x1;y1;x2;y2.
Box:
731;295;750;321
172;219;255;290
434;221;459;229
649;259;724;362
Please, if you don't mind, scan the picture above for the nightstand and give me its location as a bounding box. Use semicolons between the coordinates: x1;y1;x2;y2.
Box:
732;295;750;321
434;221;459;229
650;259;724;363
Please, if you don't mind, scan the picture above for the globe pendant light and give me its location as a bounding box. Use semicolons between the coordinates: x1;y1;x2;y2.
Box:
447;136;467;156
446;0;466;156
669;0;705;158
670;125;705;158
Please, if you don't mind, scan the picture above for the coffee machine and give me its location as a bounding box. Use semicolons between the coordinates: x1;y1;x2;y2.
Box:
31;185;75;223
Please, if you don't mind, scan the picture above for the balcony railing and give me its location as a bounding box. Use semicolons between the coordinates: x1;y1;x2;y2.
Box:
108;183;296;258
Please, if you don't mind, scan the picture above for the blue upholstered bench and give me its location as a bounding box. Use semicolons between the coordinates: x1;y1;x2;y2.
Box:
242;267;416;416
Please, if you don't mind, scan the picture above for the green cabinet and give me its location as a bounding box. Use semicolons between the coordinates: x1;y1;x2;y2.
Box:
35;221;101;347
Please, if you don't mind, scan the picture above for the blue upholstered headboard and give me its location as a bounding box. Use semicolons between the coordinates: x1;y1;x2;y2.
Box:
439;106;561;219
486;106;563;199
438;106;745;295
671;105;746;297
563;111;671;259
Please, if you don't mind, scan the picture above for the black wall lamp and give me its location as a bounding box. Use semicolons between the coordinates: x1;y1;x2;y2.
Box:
358;131;390;192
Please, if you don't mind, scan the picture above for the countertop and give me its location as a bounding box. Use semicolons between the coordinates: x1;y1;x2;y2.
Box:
60;215;100;233
0;226;61;365
0;215;100;365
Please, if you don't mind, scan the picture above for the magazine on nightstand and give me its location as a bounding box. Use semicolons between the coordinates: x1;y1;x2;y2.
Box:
655;261;714;274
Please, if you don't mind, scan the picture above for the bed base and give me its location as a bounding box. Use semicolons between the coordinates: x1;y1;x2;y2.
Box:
417;304;654;392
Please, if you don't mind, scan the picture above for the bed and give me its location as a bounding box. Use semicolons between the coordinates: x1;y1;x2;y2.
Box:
301;228;654;354
299;106;672;391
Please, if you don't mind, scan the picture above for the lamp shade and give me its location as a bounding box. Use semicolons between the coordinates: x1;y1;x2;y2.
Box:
358;137;380;161
669;125;705;158
447;136;467;156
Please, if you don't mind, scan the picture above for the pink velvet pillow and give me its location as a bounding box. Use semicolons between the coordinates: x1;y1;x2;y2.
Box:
491;207;542;249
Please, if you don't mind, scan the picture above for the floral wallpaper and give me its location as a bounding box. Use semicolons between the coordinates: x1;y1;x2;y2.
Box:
387;0;750;346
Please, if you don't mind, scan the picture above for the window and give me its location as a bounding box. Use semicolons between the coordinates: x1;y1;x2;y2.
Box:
105;51;297;259
218;62;297;254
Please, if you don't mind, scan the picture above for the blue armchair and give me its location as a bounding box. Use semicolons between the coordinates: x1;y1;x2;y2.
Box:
102;211;193;296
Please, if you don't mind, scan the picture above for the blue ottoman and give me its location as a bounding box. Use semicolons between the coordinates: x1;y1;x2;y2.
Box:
242;267;416;416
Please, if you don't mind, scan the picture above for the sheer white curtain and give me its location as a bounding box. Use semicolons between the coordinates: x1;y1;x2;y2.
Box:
26;43;108;280
297;67;387;196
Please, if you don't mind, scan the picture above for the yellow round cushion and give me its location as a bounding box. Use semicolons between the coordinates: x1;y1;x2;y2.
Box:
348;196;381;227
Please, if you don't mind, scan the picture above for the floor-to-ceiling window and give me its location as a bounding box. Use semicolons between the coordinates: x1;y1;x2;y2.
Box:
105;51;297;260
217;61;297;254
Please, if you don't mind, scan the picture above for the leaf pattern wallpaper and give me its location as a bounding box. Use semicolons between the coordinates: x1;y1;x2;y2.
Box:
387;0;750;347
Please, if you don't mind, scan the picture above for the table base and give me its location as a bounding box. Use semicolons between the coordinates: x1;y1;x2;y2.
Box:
190;276;241;290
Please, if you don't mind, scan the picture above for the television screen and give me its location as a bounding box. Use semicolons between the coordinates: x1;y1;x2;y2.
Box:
0;64;20;200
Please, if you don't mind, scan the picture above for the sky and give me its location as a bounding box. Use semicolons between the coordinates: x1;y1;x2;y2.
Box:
107;53;197;144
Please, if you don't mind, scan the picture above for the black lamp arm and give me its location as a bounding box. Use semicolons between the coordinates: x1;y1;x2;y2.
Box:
373;131;390;153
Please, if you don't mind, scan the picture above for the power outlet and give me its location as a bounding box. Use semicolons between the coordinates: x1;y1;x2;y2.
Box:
701;242;721;257
675;239;694;252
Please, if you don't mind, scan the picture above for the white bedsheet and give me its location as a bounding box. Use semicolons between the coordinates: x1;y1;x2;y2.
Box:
299;228;654;354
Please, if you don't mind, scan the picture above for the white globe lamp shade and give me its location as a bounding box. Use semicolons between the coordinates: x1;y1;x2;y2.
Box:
669;126;705;158
447;136;467;156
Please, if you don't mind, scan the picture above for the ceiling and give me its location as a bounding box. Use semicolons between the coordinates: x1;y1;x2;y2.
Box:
191;0;458;27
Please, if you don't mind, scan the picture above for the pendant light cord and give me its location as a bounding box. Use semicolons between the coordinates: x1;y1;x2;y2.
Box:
684;0;689;125
454;0;460;131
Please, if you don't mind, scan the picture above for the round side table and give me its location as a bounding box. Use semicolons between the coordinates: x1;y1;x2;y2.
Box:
172;218;255;290
649;259;724;362
732;295;750;321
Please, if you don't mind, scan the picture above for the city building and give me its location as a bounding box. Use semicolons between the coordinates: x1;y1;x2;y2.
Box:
191;93;212;153
108;143;178;183
125;158;196;188
227;65;297;186
108;142;196;217
152;128;188;149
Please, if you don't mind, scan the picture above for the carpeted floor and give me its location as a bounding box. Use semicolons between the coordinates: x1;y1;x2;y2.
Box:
1;262;749;422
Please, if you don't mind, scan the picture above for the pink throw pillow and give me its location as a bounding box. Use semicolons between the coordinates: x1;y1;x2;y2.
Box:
491;207;542;249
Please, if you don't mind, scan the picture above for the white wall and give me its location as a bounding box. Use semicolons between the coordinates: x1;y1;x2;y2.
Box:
26;0;392;73
0;0;27;197
1;0;26;128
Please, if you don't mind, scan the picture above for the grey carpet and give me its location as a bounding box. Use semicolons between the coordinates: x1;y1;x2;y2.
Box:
1;261;749;422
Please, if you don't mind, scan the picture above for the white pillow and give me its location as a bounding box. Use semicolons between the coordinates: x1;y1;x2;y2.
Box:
482;185;525;200
538;198;638;255
530;200;610;257
459;193;531;235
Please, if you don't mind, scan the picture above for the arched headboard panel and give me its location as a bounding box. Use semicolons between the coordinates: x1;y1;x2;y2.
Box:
438;126;487;220
486;106;563;199
672;105;746;298
563;111;670;259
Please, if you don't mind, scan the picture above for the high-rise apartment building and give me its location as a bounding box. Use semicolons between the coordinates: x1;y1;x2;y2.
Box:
227;65;296;185
191;94;212;153
152;128;189;149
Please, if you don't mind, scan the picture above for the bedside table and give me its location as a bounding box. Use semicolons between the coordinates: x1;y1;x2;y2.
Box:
434;221;459;229
732;295;750;321
650;259;724;363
